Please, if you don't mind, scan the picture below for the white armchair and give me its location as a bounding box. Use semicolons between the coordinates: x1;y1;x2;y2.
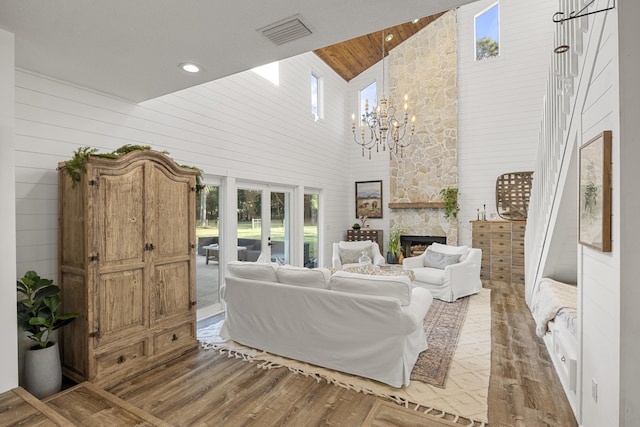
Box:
403;242;482;302
332;240;386;269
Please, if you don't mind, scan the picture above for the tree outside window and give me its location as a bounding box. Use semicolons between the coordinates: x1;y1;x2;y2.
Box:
475;3;499;61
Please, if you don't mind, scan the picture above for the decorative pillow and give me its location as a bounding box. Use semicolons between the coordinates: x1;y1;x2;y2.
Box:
329;271;412;306
227;261;278;282
423;249;461;269
339;246;372;264
276;266;331;289
428;242;469;262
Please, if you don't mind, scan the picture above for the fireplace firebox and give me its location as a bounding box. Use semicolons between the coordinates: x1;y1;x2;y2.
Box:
400;235;447;257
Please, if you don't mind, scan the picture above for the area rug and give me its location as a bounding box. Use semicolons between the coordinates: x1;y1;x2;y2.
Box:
198;288;491;426
413;295;470;387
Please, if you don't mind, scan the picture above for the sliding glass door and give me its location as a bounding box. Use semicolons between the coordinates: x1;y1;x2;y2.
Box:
195;184;222;319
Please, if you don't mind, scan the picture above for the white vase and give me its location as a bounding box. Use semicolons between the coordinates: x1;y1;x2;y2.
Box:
23;341;62;399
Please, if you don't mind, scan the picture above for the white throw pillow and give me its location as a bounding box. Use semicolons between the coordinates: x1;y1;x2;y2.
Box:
423;249;461;269
428;242;469;262
277;266;331;289
329;271;412;306
227;261;278;282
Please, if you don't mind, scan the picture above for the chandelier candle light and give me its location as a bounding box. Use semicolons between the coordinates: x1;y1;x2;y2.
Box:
352;30;416;159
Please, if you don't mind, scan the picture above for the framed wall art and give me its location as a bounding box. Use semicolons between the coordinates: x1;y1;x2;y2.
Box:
579;130;612;252
355;180;383;218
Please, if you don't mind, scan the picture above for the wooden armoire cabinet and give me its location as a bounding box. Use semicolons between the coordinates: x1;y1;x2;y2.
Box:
58;150;199;388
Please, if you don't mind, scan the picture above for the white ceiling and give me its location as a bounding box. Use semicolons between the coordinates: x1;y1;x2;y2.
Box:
0;0;477;102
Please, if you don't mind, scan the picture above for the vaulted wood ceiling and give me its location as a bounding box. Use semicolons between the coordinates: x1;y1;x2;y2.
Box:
313;12;445;81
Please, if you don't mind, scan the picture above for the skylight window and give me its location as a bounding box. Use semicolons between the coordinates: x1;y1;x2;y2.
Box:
252;62;280;85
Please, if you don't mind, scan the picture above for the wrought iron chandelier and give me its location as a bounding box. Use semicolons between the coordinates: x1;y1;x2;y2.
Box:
352;30;415;159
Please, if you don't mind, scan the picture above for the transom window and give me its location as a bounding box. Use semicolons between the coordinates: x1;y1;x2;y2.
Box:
359;81;377;121
475;2;500;61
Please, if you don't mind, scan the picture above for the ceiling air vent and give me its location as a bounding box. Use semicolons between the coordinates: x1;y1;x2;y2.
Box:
259;14;312;46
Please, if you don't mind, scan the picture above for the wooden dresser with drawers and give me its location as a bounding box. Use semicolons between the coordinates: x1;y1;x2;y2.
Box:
471;220;525;284
346;228;383;253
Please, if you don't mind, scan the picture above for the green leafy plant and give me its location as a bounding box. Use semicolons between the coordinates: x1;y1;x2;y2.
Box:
352;223;361;229
60;146;98;187
17;271;80;349
59;145;204;191
388;227;402;256
439;187;460;219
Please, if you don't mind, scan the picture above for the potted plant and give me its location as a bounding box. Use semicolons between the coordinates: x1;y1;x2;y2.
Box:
439;187;460;220
387;227;403;264
17;271;79;398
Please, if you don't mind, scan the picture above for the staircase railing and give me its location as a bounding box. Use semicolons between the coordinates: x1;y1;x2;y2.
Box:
525;0;588;305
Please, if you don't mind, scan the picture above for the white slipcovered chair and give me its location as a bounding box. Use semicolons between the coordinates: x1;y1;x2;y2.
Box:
402;242;482;302
332;240;385;269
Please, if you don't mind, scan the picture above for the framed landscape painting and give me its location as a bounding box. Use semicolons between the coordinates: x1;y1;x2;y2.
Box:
578;130;612;252
355;180;383;218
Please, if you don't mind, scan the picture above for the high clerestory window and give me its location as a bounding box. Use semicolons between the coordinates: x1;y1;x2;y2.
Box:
359;81;377;122
311;72;323;121
475;2;500;61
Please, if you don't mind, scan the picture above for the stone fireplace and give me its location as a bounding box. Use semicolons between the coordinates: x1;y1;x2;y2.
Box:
400;235;446;258
387;11;459;246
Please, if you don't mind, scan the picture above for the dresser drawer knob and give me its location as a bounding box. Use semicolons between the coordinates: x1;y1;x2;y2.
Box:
117;355;126;364
172;334;178;341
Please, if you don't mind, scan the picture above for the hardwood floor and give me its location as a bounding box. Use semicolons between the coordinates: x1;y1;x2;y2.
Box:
1;280;577;426
487;280;577;427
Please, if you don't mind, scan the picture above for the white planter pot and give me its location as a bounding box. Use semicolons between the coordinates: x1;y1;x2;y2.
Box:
18;329;58;386
23;341;62;399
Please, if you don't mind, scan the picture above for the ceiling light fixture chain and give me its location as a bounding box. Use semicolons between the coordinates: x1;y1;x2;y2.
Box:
351;30;416;159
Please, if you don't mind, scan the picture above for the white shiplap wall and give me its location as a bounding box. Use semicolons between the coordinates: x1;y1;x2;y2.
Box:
456;0;555;245
14;51;350;281
0;28;18;393
573;4;620;425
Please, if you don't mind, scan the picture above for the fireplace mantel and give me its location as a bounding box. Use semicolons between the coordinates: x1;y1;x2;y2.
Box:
388;202;445;209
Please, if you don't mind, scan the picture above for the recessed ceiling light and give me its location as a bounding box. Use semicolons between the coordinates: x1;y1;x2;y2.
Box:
385;34;394;42
412;18;420;24
180;63;201;73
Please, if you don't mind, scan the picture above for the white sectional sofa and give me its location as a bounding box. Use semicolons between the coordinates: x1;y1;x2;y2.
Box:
220;262;433;388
